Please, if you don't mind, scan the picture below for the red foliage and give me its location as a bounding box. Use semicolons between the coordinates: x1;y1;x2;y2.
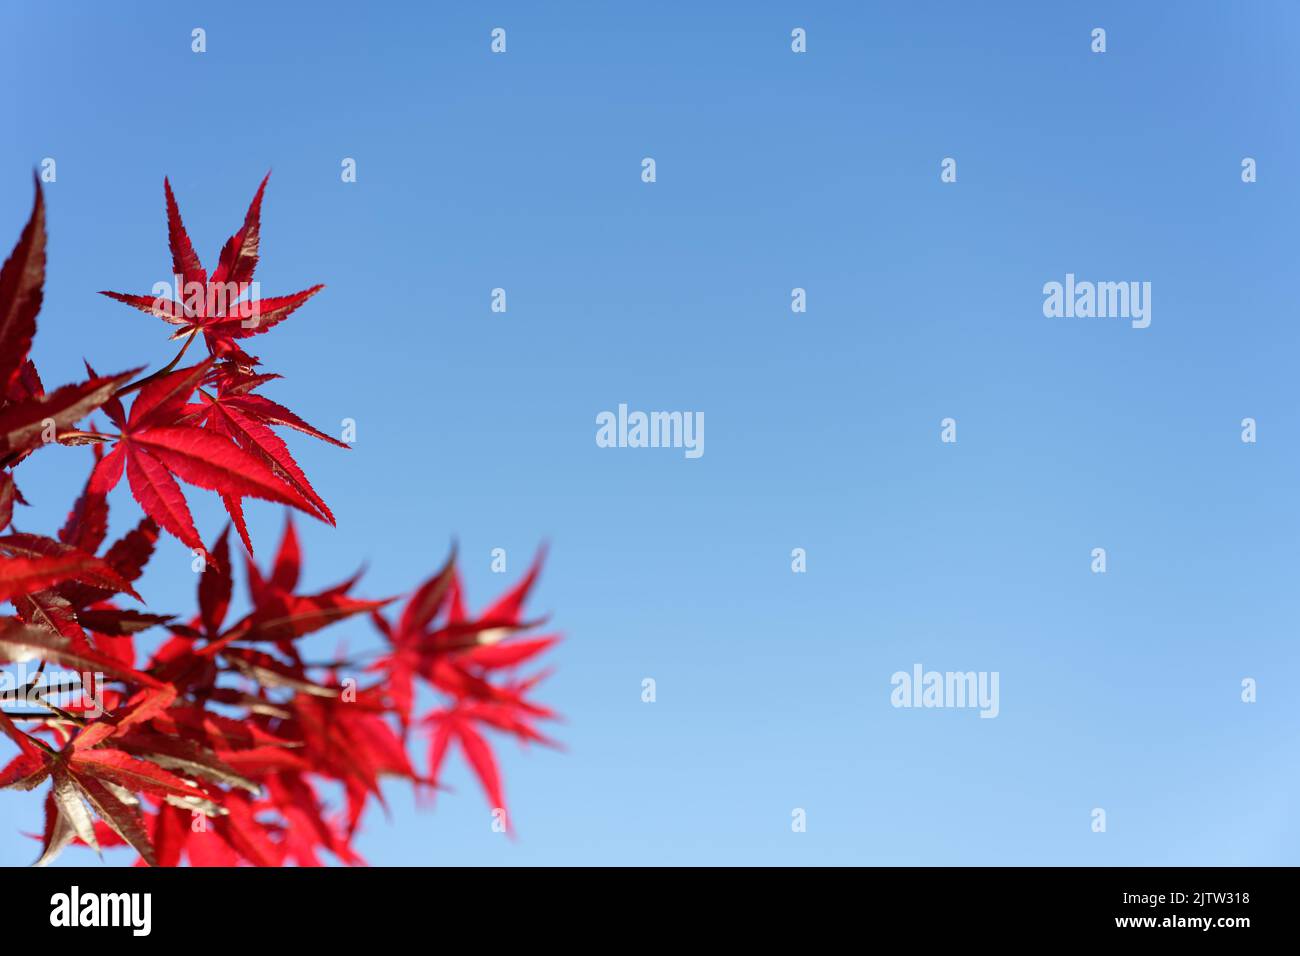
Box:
0;176;560;865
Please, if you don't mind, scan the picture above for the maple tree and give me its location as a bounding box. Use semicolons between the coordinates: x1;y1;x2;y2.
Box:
0;175;560;866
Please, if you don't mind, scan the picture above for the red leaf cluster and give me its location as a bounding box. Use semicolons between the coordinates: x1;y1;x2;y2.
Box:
0;177;560;865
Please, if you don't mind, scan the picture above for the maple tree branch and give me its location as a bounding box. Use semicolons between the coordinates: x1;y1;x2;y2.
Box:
1;693;84;724
114;333;196;396
300;653;383;669
0;172;562;869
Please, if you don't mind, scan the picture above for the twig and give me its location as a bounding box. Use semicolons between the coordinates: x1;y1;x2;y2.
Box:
114;333;197;397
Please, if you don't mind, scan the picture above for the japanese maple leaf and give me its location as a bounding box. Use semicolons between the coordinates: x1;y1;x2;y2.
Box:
180;364;343;547
424;705;508;823
163;524;233;646
196;517;390;657
3;667;294;868
0;619;166;691
58;457;113;555
40;486;170;662
365;550;560;830
264;772;365;866
205;363;348;452
83;362;327;551
0;538;140;607
0;176;44;396
0;179;136;469
421;673;560;831
1;701;211;866
100;176;322;358
375;548;557;717
273;690;420;837
135;792;286;868
0;529;150;655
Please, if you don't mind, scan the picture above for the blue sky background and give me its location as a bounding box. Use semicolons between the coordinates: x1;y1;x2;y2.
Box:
2;1;1298;865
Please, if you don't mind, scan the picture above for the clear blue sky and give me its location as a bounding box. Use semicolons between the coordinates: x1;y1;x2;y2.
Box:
2;1;1298;865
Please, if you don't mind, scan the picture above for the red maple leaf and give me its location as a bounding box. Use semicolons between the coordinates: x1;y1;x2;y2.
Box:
100;177;322;359
82;361;329;552
0;179;135;473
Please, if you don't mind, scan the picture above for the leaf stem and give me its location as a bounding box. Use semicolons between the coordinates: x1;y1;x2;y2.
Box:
114;333;196;397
